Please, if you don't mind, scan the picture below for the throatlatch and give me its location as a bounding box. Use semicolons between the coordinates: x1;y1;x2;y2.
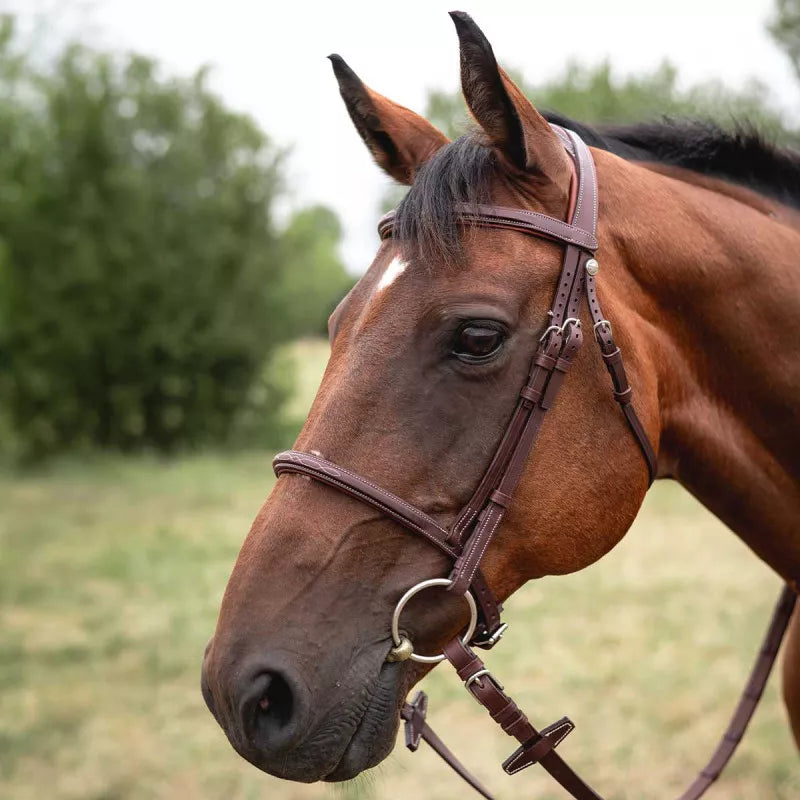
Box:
272;127;795;800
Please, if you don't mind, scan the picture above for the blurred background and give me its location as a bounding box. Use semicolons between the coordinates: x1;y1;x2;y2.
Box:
1;1;799;797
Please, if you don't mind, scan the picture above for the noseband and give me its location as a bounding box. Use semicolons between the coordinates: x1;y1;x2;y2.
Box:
272;127;796;799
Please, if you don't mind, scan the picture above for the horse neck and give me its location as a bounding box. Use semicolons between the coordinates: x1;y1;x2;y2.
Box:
601;152;800;582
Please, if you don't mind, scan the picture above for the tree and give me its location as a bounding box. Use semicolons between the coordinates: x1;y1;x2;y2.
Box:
379;58;793;212
425;60;790;140
0;16;344;458
770;0;800;81
273;205;353;339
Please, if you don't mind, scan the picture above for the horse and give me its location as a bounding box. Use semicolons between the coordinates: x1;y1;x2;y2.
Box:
201;10;800;795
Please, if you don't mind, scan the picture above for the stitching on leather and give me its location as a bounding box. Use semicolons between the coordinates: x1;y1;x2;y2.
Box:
506;752;533;775
587;141;599;234
574;129;598;234
455;514;492;588
464;508;504;587
320;477;433;536
325;482;455;554
462;511;496;573
462;212;596;249
573;155;586;226
568;128;598;236
505;719;572;775
455;396;530;538
485;206;586;237
457;506;479;534
293;456;448;535
469;214;585;243
549;720;573;747
277;464;456;555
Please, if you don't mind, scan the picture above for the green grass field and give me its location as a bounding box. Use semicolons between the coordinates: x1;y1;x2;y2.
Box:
1;338;798;799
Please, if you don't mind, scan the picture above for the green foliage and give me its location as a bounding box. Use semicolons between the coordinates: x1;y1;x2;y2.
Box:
381;58;794;212
770;0;800;81
273;205;353;339
426;60;791;141
0;15;345;460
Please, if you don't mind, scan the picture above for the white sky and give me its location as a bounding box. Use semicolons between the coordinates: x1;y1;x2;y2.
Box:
5;0;799;273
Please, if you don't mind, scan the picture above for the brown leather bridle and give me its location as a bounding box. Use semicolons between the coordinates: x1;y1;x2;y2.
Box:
272;127;796;799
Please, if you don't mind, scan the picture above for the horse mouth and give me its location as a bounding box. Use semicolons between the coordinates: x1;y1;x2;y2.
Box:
321;660;405;782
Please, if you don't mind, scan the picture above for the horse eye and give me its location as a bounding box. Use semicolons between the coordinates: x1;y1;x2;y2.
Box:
453;324;505;363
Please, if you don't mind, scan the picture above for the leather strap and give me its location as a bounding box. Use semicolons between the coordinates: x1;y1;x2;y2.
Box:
377;204;597;250
452;203;598;251
677;584;796;800
272;450;503;638
450;331;564;542
448;324;583;596
275;128;656;640
412;584;796;800
447;128;599;594
273;451;455;554
586;272;658;483
443;638;603;800
401;691;493;800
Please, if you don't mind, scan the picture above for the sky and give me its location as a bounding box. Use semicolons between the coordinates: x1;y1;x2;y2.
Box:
5;0;799;273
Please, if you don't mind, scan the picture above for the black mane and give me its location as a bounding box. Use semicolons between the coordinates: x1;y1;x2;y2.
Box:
545;112;800;210
394;115;800;264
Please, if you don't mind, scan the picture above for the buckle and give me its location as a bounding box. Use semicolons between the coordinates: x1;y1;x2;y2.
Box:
593;319;612;336
464;668;504;692
538;324;561;344
473;622;509;650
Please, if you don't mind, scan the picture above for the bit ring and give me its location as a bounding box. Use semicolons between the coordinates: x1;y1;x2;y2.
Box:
389;578;478;664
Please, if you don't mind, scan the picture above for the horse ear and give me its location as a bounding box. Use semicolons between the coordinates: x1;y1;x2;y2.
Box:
329;54;449;185
449;11;569;184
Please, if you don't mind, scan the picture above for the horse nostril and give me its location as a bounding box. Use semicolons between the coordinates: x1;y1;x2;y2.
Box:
240;669;300;751
257;671;293;729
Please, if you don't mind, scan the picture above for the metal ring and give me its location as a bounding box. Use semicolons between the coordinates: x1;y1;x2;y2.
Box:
538;324;561;344
390;578;478;664
561;317;581;332
593;319;612;334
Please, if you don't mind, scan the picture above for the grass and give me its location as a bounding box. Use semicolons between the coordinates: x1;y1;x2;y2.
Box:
1;338;797;799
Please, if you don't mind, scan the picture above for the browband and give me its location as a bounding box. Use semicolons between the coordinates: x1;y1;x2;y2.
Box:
377;202;599;251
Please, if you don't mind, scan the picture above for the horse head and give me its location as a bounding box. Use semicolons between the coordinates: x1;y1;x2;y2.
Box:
201;11;658;783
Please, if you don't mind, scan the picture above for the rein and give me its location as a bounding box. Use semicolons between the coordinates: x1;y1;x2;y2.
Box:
272;127;796;799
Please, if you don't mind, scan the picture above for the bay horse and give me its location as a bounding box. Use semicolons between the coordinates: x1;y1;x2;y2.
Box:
201;10;800;796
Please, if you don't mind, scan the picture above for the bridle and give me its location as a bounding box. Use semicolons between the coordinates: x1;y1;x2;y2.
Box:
272;126;796;799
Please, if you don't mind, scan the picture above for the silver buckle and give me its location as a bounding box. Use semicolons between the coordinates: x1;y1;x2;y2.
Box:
473;622;509;648
538;324;561;344
465;668;504;692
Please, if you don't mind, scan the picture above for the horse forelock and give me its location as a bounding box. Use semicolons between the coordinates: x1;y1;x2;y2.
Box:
393;133;497;268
